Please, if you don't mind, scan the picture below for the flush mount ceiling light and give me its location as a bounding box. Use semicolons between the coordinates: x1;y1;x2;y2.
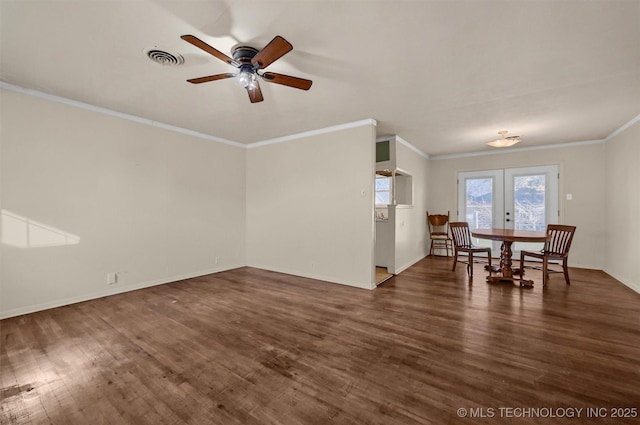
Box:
487;130;521;148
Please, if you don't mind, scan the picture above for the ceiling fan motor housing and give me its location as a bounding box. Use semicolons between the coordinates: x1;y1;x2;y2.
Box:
232;46;259;63
232;46;260;74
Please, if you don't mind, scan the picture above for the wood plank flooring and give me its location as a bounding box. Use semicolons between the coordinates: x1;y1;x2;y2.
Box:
2;257;639;425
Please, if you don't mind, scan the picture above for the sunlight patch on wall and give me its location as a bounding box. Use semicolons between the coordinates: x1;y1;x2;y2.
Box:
1;210;80;248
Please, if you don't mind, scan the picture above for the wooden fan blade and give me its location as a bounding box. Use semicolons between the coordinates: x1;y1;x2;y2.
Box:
187;73;236;84
181;35;239;67
251;36;293;69
247;81;264;103
262;72;312;90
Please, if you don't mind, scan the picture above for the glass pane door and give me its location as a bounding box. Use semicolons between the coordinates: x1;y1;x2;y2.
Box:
458;166;558;255
504;165;558;254
458;170;503;251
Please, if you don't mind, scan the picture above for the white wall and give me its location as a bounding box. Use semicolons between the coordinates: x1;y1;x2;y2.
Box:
604;120;640;292
4;84;634;319
0;90;246;318
246;123;376;289
427;143;606;269
394;141;430;273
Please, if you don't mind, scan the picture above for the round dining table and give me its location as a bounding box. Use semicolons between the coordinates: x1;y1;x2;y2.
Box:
471;228;549;287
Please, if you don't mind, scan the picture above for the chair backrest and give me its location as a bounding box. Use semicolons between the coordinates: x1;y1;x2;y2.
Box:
449;222;473;248
427;211;450;236
545;224;576;256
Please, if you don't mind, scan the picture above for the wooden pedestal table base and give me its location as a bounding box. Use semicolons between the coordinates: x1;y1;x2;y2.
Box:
471;228;550;287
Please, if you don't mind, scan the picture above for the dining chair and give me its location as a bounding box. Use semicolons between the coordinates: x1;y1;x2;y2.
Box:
519;224;576;286
427;211;453;257
449;222;492;278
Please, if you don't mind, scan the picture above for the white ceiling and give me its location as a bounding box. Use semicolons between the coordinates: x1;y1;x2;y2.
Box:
2;0;639;156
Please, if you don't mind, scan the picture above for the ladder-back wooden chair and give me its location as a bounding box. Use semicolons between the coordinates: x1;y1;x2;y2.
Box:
449;222;492;278
519;224;576;286
427;211;453;257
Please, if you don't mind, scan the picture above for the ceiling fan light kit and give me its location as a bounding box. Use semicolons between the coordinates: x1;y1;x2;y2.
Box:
487;130;521;148
237;70;258;90
180;34;312;103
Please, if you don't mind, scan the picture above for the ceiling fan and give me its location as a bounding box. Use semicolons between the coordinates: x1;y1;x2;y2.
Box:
180;34;312;103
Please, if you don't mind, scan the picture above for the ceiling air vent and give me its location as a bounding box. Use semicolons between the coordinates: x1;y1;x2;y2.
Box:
146;49;184;65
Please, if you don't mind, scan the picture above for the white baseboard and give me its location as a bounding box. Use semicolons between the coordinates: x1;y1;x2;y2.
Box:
0;264;244;320
394;254;428;275
7;260;632;320
602;268;640;294
569;262;604;270
246;263;375;290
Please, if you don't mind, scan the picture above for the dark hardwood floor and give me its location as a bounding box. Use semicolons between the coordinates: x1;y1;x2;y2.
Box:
2;257;639;425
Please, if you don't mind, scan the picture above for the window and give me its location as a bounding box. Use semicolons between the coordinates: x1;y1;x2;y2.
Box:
375;175;392;205
376;140;390;162
465;177;494;229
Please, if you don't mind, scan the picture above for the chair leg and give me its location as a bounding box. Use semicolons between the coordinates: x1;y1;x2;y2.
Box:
542;257;548;286
468;253;474;277
429;240;434;256
452;252;458;271
487;253;492;275
519;252;525;277
563;260;571;285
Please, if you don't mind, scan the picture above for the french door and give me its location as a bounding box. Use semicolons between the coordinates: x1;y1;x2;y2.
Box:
457;165;559;255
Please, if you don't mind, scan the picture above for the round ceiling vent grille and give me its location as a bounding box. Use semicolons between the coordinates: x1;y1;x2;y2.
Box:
146;49;184;65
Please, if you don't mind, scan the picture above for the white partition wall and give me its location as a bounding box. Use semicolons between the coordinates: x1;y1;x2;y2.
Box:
246;122;377;289
393;140;430;273
0;90;247;318
604;119;640;292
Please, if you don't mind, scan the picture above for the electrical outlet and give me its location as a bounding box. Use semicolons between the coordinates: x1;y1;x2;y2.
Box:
106;272;118;285
215;256;220;264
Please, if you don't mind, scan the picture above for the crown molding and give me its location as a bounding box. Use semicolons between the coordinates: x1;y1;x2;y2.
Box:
1;82;376;151
376;135;430;160
5;81;637;157
429;138;607;160
247;118;377;149
0;81;244;148
605;113;640;142
396;136;430;160
429;113;640;160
